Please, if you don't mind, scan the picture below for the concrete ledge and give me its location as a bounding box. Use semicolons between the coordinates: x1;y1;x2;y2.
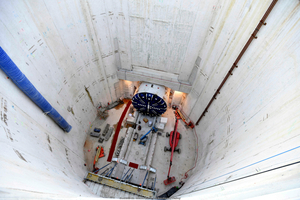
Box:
117;69;192;93
85;172;156;198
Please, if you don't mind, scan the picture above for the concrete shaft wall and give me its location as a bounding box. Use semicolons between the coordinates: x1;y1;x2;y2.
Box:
0;0;118;197
0;0;300;199
178;0;300;198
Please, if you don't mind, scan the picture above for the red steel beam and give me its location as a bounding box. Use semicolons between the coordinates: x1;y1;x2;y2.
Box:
107;100;132;162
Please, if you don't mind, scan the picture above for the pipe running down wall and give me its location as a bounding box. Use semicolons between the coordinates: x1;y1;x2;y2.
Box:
196;0;278;125
0;47;72;132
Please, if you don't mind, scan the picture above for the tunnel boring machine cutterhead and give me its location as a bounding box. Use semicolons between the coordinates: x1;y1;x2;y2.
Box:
131;82;167;117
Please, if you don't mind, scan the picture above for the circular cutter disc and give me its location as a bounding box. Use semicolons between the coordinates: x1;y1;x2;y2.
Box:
132;92;167;116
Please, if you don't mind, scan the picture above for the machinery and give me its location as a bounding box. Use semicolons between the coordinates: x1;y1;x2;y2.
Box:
90;132;100;137
133;132;138;141
132;83;167;117
174;108;195;129
139;126;157;146
164;130;181;154
164;118;180;185
164;118;181;154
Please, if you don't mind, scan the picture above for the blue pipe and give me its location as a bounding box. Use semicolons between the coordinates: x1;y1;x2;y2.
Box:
141;170;149;188
97;163;111;172
93;162;111;173
108;163;117;177
125;169;134;182
105;163;117;177
124;169;134;182
105;168;113;177
101;168;109;175
121;168;131;181
128;174;133;182
153;176;156;190
0;47;72;132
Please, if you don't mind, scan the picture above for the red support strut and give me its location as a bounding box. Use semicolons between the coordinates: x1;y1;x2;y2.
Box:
107;100;132;162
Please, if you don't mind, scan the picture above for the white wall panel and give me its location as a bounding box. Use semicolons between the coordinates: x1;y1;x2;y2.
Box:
0;0;117;196
1;0;300;199
178;1;300;198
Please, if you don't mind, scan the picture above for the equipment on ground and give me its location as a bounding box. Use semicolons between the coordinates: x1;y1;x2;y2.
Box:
138;126;157;146
164;146;181;154
115;137;125;156
175;108;195;129
98;137;104;143
164;119;180;185
139;136;148;146
104;127;114;141
140;126;157;141
102;124;110;136
93;146;105;170
90;132;100;138
133;132;138;141
165;126;181;154
94;128;101;133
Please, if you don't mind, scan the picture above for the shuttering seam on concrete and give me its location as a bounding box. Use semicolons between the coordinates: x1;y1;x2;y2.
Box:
85;172;156;198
